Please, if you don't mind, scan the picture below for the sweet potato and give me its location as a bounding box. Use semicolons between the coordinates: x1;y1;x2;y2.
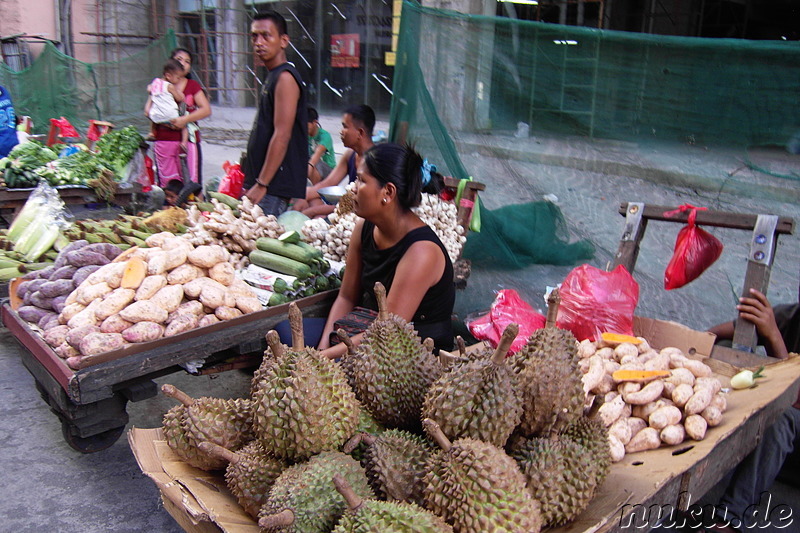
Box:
66;325;102;349
215;306;243;321
660;424;686;446
662;381;676;398
625;427;661;453
618;382;642;396
643;352;671;371
174;300;205;317
72;264;102;287
598;394;627;426
43;325;70;348
182;277;209;299
82;243;122;261
17;305;51;324
53;239;88;268
197;314;220;328
135;275;167;301
38;279;75;299
51;295;69;314
609;434;626;463
167;264;203;285
48;265;78;282
17;279;47;300
164;313;200;337
55;342;81;360
583;355;606;394
623;380;664;405
695;377;722;394
632;400;665;420
59;302;85;323
684;414;707;440
122;321;165;343
149;285;184;313
30;291;57;310
76;282;113;306
671;383;694;408
98;261;128;289
79;331;127;357
711;392;728;412
627;416;648;437
701;405;723;427
94;288;136;321
667;367;695;387
100;314;135;334
147;248;188;275
578;339;596;359
614;342;639;361
188;245;228;268
685;387;714;415
596;347;615;360
119;300;169;324
208;262;235;286
22;265;55;281
648;405;682;430
683;358;713;378
37;311;59;329
609;417;633;445
199;279;227;309
144;232;174;248
65;249;111;268
65;356;82;370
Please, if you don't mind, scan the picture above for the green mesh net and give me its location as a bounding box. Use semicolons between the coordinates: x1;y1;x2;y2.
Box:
0;31;177;136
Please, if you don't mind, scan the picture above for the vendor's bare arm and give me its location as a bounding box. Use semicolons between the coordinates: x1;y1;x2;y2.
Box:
246;71;299;203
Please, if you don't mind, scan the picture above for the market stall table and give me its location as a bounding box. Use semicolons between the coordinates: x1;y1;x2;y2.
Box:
0;290;336;452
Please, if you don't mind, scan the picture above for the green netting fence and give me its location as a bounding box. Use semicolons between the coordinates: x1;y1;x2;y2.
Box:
391;0;800;158
0;31;177;136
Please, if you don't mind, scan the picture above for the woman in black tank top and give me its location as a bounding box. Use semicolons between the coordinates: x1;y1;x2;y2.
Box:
318;143;455;359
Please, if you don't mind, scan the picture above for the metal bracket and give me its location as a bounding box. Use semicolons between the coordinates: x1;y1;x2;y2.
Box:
621;202;644;242
749;215;778;266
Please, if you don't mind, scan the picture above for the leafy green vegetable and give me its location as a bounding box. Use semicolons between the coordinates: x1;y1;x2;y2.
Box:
95;126;144;179
7;141;58;170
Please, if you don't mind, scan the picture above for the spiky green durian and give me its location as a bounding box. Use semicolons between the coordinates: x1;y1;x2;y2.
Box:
346;429;435;507
161;384;254;471
199;440;288;519
422;419;542;533
561;415;611;483
332;473;453;533
258;451;374;533
342;282;443;431
252;307;360;462
422;324;522;447
514;289;584;437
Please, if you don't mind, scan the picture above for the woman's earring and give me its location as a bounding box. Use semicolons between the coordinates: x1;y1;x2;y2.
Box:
382;198;388;204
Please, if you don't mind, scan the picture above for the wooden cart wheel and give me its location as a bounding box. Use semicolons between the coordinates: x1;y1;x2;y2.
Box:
60;420;125;453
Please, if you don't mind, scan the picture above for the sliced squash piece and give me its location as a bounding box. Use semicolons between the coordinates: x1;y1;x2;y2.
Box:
112;245;140;263
601;332;643;346
612;369;671;383
120;257;147;289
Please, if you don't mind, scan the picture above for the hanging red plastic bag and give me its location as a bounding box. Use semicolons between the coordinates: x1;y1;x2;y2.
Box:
467;289;546;355
558;264;639;342
663;204;723;290
218;161;244;199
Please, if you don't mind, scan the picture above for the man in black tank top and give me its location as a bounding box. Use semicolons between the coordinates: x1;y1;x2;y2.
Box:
243;11;308;216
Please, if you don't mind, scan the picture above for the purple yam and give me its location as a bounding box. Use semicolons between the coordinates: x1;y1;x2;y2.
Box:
82;243;123;261
22;265;55;281
29;291;55;311
38;279;74;298
53;240;89;269
51;294;69;314
73;265;102;287
64;250;110;268
48;265;78;281
17;305;50;324
17;278;47;300
38;312;60;331
66;325;102;349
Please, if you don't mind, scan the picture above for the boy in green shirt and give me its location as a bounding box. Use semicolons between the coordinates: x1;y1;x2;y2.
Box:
307;107;336;184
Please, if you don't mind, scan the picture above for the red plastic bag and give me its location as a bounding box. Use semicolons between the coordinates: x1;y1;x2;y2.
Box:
467;289;546;355
558;264;639;342
218;161;244;199
50;117;79;138
663;204;723;290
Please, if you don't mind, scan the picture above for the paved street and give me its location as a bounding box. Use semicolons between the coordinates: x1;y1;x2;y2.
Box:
0;107;798;532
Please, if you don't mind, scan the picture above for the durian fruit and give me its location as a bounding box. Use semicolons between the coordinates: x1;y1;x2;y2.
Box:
344;429;435;507
258;450;374;533
331;473;454;533
161;384;254;470
345;401;385;462
438;336;487;369
422;419;542;533
422;323;522;447
342;282;443;430
509;433;601;527
561;416;611;483
251;306;360;462
250;330;289;396
199;440;288;519
513;289;584;437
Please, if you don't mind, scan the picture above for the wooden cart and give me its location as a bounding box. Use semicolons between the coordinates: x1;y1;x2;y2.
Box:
0;291;336;453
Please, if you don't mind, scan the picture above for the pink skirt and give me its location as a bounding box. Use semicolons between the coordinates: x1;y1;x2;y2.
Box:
154;140;199;187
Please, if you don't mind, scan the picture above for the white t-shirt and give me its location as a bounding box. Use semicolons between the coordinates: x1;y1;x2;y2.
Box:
148;78;179;124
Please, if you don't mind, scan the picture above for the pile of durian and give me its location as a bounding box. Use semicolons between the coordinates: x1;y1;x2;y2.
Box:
160;285;611;532
577;332;727;462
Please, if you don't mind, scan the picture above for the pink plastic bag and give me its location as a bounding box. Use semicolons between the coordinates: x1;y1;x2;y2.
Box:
558;264;639;342
218;161;244;199
467;289;546;355
663;204;724;290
